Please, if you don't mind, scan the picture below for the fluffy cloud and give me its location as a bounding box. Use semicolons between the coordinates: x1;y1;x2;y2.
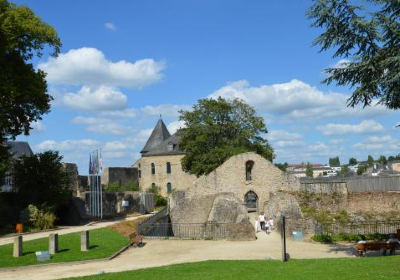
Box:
64;86;127;111
104;22;116;31
36;139;100;151
100;108;137;119
38;47;166;88
267;130;305;148
208;79;390;122
72;116;132;135
317;120;384;136
354;135;400;151
141;104;191;117
31;121;46;132
167;121;186;134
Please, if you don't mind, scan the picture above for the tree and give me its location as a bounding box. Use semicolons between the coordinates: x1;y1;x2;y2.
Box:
13;151;71;210
378;155;387;165
329;156;340;167
367;155;375;167
349;158;357;166
178;97;274;176
0;0;61;180
357;164;367;175
308;0;400;111
305;162;314;178
341;165;350;175
275;162;289;172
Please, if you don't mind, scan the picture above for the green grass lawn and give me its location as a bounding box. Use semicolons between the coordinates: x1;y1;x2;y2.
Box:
0;228;128;268
66;257;400;280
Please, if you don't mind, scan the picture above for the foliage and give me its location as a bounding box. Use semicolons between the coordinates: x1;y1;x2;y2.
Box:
367;155;374;167
305;162;313;178
275;162;288;172
178;97;274;176
19;204;56;230
328;156;340;167
0;228;128;268
378;155;387;165
13;151;72;210
312;233;390;243
340;165;350;174
357;164;367;175
388;153;400;161
58;258;400;280
146;184;167;207
308;0;400;111
348;158;357;165
104;182;140;192
0;0;61;179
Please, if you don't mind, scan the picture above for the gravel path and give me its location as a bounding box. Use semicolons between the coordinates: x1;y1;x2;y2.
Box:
0;227;355;280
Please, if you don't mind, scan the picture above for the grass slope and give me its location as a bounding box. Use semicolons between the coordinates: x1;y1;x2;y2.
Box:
68;257;400;280
0;228;128;268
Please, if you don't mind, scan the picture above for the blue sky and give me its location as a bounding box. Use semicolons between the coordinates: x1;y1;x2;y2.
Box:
14;0;400;174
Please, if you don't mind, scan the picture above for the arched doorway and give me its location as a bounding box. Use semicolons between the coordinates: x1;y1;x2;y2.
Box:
244;191;258;212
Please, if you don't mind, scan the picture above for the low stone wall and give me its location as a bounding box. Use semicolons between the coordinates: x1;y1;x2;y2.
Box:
80;191;141;215
263;192;303;219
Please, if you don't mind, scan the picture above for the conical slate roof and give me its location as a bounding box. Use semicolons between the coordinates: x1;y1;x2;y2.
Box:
141;119;171;154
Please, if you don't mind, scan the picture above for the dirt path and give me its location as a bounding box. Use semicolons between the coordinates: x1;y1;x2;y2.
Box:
0;229;355;280
0;214;150;246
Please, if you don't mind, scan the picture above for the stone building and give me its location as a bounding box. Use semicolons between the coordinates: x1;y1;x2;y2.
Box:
133;119;196;196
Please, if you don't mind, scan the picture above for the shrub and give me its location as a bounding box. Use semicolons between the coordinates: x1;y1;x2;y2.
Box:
312;234;332;243
146;184;168;207
104;182;141;192
312;233;391;243
20;204;57;230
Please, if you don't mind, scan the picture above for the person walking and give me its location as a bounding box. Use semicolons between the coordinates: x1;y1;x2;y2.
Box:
268;217;274;231
254;216;260;234
259;213;265;231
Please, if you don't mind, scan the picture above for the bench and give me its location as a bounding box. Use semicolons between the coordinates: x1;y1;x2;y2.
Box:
129;232;143;247
357;242;398;257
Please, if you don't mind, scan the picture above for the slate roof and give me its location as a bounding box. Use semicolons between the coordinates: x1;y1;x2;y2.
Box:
141;119;171;154
7;141;33;159
143;133;185;157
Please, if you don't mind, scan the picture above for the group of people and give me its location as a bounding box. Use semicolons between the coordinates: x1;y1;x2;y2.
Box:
254;213;274;234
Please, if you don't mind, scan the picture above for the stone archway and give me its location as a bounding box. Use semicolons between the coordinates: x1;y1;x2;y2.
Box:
244;191;258;212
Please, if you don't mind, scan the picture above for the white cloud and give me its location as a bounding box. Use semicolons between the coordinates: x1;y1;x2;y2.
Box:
267;130;303;141
317;120;384;135
36;139;100;151
332;59;350;69
330;139;346;145
104;22;116;31
167;121;186;134
31;121;46;132
38;47;166;88
141;104;191;117
72;116;131;135
64;86;127;111
100;108;137;119
208;79;390;122
354;135;400;151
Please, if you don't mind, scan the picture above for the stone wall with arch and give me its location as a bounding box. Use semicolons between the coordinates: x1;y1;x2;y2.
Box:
183;152;301;209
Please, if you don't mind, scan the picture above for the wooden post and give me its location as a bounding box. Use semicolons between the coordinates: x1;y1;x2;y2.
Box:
49;233;58;254
13;235;23;257
81;231;89;251
280;215;287;262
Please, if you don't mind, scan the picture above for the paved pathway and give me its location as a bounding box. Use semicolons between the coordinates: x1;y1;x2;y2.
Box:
0;228;355;280
0;214;149;246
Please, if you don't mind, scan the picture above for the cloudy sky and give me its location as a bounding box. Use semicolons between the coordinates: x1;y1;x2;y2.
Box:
15;0;400;174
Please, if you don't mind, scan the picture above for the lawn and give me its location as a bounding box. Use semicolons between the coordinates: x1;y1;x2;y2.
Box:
0;228;129;268
66;257;400;280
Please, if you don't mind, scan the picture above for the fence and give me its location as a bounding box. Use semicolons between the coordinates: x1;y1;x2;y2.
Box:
315;220;400;236
139;222;231;240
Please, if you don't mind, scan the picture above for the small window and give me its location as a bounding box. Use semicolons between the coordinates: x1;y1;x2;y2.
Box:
166;162;171;174
168;142;174;151
151;183;156;188
138;163;141;168
167;182;172;194
151;163;155;175
138;170;141;178
246;160;254;181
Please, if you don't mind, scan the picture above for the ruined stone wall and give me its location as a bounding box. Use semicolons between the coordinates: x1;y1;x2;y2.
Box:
135;154;196;196
184;152;301;208
80;191;141;215
299;180;348;194
263;192;303;219
101;167;138;187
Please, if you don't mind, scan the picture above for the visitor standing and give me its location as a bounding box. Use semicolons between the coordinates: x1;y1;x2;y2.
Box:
254;217;260;234
259;213;265;230
268;217;274;231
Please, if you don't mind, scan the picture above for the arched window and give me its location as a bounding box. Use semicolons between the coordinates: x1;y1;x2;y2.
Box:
166;162;171;174
151;183;156;189
246;160;254;181
167;182;172;194
151;163;155;175
138;170;141;178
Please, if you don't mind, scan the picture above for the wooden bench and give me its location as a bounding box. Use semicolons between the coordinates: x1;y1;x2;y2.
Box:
129;232;143;247
357;242;398;257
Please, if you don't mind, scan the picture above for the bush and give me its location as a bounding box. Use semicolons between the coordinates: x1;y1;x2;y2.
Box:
312;234;332;243
104;182;141;192
20;204;57;230
312;233;391;243
146;184;168;207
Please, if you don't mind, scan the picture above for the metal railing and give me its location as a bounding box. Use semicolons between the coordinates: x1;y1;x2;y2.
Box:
139;222;232;240
315;220;400;235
